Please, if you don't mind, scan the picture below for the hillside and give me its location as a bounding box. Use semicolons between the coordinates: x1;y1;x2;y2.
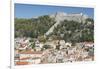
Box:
15;12;94;42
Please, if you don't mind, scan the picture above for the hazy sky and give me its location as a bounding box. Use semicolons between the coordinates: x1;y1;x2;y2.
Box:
15;3;94;19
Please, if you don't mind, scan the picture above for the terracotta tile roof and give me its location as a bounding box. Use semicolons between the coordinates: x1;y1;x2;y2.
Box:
16;61;29;65
20;57;31;60
19;50;43;54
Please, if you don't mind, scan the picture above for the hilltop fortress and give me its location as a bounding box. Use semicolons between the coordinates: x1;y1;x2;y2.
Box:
50;12;88;23
45;12;89;36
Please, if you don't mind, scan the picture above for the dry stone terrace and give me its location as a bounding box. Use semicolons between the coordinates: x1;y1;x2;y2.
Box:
14;37;94;65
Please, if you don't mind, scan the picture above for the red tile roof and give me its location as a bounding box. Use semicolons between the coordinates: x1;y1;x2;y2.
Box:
19;50;43;54
20;57;31;60
16;61;29;65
